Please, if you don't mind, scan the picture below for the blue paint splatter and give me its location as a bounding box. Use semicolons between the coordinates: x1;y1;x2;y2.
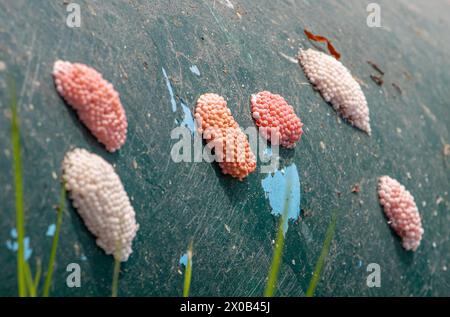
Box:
261;163;301;235
6;240;18;251
180;99;195;134
189;65;201;76
179;253;188;267
80;254;87;261
162;67;177;112
357;260;363;268
5;228;32;260
24;237;32;260
46;223;56;237
162;68;196;133
263;146;273;158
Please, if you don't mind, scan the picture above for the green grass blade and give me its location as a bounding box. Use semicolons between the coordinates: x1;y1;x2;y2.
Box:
9;77;27;297
183;241;193;297
42;182;65;297
264;180;292;297
111;255;121;297
111;240;122;297
24;262;36;297
306;210;338;297
33;258;42;291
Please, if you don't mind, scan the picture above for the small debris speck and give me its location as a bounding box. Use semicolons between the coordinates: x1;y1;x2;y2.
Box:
392;83;402;95
370;74;384;86
367;61;384;75
443;144;450;156
351;183;360;193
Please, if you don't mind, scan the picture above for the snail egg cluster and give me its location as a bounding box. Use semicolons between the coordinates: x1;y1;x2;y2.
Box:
53;61;128;152
250;91;303;148
378;176;424;251
298;49;371;134
62;148;139;261
195;93;256;180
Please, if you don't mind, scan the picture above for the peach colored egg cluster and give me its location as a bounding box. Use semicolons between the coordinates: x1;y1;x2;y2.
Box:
378;176;424;251
195;93;256;180
250;91;303;148
52;60;127;152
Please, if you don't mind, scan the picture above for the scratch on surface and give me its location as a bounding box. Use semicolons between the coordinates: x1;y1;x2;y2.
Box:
19;30;37;106
420;104;437;122
162;67;177;112
26;58;41;106
278;51;298;64
215;0;234;10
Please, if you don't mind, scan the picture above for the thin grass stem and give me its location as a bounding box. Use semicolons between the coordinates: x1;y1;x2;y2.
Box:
42;182;65;297
306;210;338;297
9;77;27;297
111;242;121;297
264;180;292;297
183;241;193;297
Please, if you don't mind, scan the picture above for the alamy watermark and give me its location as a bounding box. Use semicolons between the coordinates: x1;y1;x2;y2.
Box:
170;122;281;174
366;263;381;288
366;3;381;28
66;263;81;288
66;3;81;28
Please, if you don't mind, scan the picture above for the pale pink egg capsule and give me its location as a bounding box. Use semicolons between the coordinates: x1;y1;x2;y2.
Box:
250;91;303;149
378;176;424;251
52;60;127;152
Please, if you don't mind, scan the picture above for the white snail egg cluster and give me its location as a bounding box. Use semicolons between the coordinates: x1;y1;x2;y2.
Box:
298;48;371;135
62;148;139;261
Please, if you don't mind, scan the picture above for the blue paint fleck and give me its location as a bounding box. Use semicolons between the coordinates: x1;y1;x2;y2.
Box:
6;228;32;261
179;253;188;267
261;163;301;235
162;68;196;134
6;240;18;251
162;67;177;112
80;254;87;261
46;223;56;237
263;146;273;158
189;65;201;76
24;237;32;260
357;260;363;268
180;100;195;134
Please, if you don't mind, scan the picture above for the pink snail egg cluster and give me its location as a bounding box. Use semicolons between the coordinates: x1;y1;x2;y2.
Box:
298;49;371;135
250;91;303;148
53;61;127;152
378;176;424;251
195;93;256;181
62;148;139;261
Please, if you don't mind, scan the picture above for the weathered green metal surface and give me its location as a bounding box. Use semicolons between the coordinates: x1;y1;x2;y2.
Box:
0;0;449;296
